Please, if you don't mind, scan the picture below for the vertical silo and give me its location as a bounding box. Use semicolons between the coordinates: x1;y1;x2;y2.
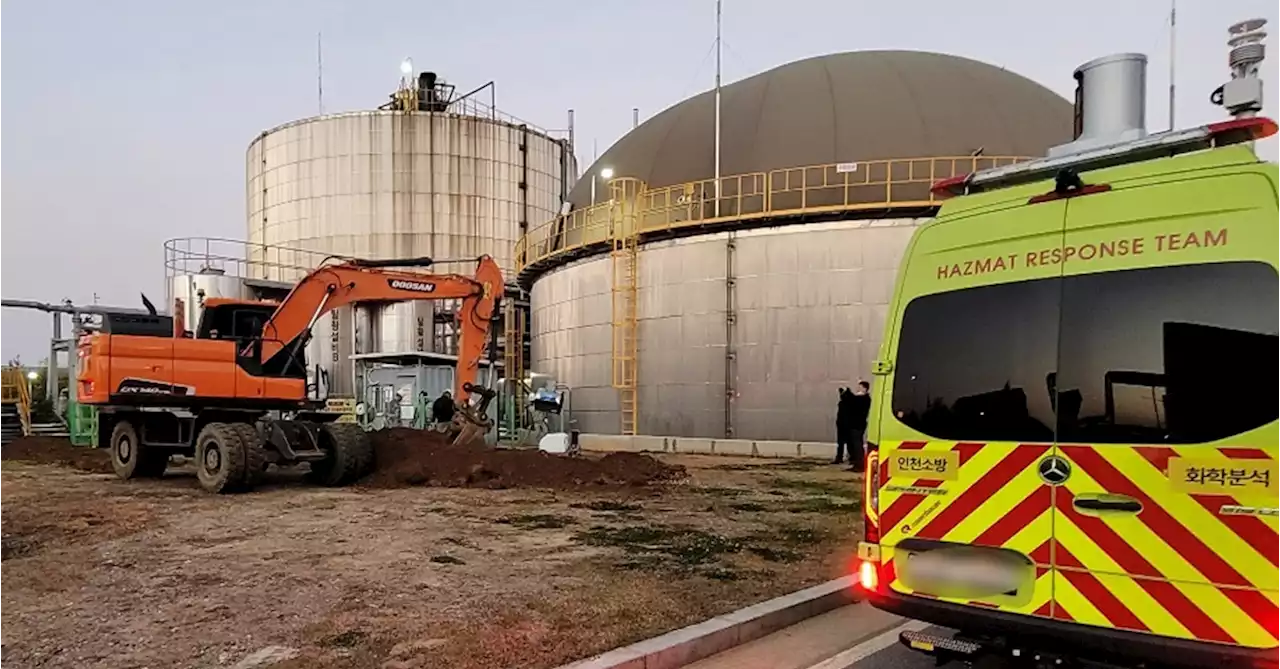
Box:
246;80;576;394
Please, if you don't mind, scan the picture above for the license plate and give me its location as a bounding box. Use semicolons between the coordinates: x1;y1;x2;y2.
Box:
902;548;1023;598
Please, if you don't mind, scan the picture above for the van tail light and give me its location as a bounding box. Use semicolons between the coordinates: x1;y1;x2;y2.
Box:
864;443;881;543
859;560;879;591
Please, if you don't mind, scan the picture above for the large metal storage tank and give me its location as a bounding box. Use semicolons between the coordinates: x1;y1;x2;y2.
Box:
530;220;920;439
523;50;1076;441
246;103;576;394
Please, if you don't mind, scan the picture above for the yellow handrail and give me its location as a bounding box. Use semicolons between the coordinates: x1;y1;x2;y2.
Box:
1;367;32;437
515;155;1031;274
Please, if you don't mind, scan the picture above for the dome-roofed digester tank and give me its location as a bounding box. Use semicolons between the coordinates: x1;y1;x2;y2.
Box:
246;71;576;395
524;51;1074;440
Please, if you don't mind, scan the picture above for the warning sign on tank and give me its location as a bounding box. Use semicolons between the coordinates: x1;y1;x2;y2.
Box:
935;228;1228;281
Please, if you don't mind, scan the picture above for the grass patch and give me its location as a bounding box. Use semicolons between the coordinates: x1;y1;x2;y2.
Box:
430;555;466;565
728;501;767;512
692;486;750;497
569;500;642;512
497;514;575;529
575;520;829;579
711;460;826;472
771;525;826;546
2;535;38;561
785;497;861;514
765;477;860;499
748;546;802;563
575;523;746;577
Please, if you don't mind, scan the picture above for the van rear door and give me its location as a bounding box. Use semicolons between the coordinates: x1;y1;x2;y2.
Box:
1049;171;1279;648
875;196;1067;619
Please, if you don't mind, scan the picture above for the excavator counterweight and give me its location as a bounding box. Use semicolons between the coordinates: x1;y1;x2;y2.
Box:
77;255;503;494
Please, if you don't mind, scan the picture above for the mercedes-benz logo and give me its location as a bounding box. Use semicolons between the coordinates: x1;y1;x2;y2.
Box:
1038;455;1072;486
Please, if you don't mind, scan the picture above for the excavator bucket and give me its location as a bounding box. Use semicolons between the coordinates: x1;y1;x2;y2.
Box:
448;384;498;447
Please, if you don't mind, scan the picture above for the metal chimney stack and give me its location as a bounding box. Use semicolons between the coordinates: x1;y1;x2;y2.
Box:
1049;53;1149;158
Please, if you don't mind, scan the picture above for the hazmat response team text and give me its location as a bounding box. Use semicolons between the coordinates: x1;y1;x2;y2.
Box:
937;228;1228;280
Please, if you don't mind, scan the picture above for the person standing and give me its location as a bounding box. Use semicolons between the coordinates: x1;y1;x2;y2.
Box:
834;388;854;465
432;390;456;425
846;381;872;472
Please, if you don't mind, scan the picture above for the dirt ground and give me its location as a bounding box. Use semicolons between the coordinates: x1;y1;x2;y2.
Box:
1;436;863;669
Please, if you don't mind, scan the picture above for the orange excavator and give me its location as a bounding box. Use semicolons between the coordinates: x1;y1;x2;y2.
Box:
77;255;503;494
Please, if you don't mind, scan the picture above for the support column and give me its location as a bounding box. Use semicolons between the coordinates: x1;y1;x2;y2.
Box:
48;313;61;402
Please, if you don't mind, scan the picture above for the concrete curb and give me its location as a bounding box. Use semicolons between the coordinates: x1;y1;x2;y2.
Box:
555;576;858;669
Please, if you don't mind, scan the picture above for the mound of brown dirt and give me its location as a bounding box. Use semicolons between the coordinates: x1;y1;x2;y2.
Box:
2;437;113;474
363;428;685;489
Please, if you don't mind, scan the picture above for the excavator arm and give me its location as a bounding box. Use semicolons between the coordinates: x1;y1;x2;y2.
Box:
256;255;503;404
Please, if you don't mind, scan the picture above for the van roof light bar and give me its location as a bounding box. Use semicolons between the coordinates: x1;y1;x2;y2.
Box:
931;116;1277;198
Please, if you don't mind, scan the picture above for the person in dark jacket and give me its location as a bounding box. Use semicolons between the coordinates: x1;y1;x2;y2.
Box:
432;390;456;424
846;381;872;472
834;388;855;465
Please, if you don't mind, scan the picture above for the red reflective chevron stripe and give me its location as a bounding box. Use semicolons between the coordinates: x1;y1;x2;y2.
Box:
1055;545;1150;632
1063;447;1254;588
972;484;1051;549
1056;489;1235;643
1064;443;1280;637
915;445;1049;540
1034;601;1054;617
1030;540;1052;565
1133;447;1278;566
1054;601;1076;622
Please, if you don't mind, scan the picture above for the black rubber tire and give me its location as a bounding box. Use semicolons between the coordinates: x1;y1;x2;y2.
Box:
307;422;373;486
195;422;247;494
229;422;267;489
110;420;167;480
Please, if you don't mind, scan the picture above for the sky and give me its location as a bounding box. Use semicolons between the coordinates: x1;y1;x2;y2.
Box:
2;0;1277;362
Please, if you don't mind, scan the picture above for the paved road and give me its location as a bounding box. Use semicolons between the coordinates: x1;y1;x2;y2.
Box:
686;602;956;669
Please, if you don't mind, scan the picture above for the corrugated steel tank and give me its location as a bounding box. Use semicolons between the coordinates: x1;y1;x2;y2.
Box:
246;110;576;394
530;219;921;441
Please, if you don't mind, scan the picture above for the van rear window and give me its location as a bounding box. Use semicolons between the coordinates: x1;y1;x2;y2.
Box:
892;261;1278;444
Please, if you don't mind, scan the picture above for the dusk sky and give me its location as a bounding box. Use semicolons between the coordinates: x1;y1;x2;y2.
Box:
3;0;1276;361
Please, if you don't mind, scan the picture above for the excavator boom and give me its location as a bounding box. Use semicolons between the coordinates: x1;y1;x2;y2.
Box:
258;255;503;402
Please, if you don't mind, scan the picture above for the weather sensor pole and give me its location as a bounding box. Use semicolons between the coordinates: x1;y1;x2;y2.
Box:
1213;18;1267;149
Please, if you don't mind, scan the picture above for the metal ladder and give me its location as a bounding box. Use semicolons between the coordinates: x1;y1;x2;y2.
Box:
503;298;527;433
609;178;642;435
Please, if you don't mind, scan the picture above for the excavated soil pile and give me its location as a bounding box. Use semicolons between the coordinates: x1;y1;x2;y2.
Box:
364;428;685;490
2;437;113;474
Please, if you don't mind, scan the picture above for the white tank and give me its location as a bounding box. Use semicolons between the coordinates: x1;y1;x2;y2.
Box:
247;108;576;391
170;270;247;333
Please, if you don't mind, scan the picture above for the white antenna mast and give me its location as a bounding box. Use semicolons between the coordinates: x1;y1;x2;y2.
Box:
1168;1;1176;129
317;32;324;115
714;0;723;218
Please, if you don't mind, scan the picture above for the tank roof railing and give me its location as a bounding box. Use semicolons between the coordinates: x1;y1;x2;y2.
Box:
514;154;1033;283
164;237;332;285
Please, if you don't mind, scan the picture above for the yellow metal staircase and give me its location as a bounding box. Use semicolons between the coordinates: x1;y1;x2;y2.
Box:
609;178;642;435
1;367;33;440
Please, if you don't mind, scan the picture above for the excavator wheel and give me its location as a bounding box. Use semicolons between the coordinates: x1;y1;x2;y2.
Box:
195;422;248;494
307;422;373;486
110;420;168;480
230;422;268;489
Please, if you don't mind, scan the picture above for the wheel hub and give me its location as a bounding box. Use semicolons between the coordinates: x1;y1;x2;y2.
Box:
203;444;222;473
116;436;133;463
